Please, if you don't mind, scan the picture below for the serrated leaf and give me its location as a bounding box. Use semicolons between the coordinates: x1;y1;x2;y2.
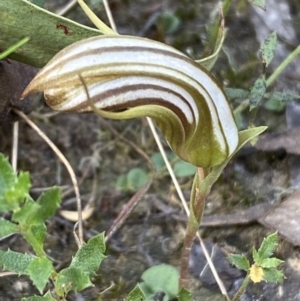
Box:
178;288;194;301
21;291;56;301
28;257;53;293
0;155;25;211
125;284;146;301
260;257;284;269
23;224;47;257
12;187;60;225
55;267;93;295
0;0;104;68
5;172;31;208
257;232;278;261
249;75;267;110
34;187;61;223
0;218;19;239
252;248;259;263
12;199;40;225
228;254;250;271
0;249;34;274
0;154;16;194
251;0;266;10
141;264;179;299
70;232;106;276
224;88;249;100
173;161;196;177
261;32;277;67
263;268;285;283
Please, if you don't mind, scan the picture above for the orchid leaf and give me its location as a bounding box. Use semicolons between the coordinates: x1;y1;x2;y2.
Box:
0;0;102;67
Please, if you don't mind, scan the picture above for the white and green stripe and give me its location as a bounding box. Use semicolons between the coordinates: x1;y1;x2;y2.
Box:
23;35;238;167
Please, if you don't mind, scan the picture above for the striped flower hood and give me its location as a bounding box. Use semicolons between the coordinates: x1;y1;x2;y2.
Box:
22;35;239;168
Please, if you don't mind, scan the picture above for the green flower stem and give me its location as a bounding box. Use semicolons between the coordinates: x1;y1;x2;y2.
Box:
179;167;209;289
233;99;249;115
266;45;300;87
231;272;250;301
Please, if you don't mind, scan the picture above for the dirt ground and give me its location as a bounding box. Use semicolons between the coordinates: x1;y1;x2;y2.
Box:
1;0;300;300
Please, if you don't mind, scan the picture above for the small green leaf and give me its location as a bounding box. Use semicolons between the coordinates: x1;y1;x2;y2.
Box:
178;288;194;301
257;232;278;262
70;232;106;276
141;264;179;299
125;284;146;301
151;152;176;172
260;257;284;269
55;267;93;295
249;75;267;110
5;172;31;208
0;249;34;275
127;168;149;190
34;187;61;223
23;224;47;257
267;91;300;103
157;11;181;34
28;257;53;294
264;98;286;112
228;254;250;271
115;175;128;191
173;160;197;177
12;187;60;227
12;199;40;225
116;168;149;192
225;88;249;100
21;291;56;301
138;282;153;298
263;268;285;283
0;218;19;239
252;248;260;263
261;32;277;67
251;0;266;10
0;155;30;212
0;154;16;194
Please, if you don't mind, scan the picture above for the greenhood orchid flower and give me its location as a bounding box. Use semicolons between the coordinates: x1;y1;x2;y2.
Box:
22;35;239;168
